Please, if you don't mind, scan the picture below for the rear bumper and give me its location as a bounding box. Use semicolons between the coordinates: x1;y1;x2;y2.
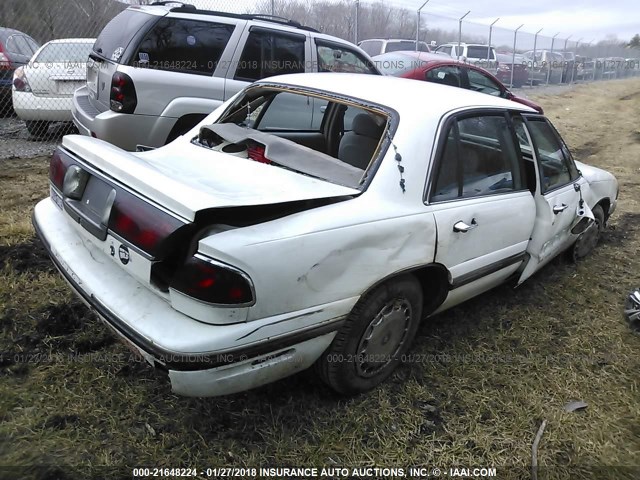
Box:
72;87;174;151
12;90;73;121
33;198;343;396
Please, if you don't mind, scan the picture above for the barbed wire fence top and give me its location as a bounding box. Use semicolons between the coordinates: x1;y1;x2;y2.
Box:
0;0;638;142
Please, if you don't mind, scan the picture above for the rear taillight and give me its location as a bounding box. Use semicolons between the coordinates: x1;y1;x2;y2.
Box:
108;189;185;257
12;66;31;92
0;44;11;70
247;143;271;164
49;148;74;191
170;254;255;306
110;72;137;113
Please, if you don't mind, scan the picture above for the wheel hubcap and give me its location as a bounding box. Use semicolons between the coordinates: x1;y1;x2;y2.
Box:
356;298;412;377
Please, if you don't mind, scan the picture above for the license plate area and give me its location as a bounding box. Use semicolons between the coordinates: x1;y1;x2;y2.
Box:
64;175;116;241
56;80;84;95
86;58;101;99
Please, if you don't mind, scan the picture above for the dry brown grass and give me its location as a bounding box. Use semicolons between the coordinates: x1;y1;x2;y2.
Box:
1;80;639;479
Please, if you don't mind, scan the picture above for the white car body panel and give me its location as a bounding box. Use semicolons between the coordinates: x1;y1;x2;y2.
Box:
34;74;619;396
62;135;361;222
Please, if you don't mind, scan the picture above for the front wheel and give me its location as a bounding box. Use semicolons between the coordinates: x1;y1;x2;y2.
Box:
316;274;423;395
570;204;605;261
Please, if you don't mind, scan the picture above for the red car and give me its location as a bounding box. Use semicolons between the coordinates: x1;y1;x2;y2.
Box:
373;51;542;114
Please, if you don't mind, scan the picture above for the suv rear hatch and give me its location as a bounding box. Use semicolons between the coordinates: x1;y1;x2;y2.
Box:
87;7;161;114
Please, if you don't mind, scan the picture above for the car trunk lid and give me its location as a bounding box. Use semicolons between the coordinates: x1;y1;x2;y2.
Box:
61;135;360;222
28;62;87;96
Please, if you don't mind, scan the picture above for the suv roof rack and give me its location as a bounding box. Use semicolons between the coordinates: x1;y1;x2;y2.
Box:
149;2;319;33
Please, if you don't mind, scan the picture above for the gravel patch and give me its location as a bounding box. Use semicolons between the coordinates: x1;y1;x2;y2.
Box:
0;116;73;160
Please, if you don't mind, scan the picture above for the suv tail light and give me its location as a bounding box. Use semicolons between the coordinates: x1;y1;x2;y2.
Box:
170;254;255;306
108;189;185;258
13;66;31;92
110;72;137;113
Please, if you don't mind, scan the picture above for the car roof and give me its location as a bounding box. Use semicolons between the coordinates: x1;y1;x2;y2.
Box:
257;73;535;115
0;27;31;42
374;51;451;62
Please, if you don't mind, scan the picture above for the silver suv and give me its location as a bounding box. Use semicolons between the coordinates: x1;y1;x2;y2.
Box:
72;3;380;151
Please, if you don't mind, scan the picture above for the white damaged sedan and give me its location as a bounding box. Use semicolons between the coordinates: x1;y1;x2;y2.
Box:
34;73;618;396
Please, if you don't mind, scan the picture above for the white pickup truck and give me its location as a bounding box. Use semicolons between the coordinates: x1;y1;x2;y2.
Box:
35;73;618;397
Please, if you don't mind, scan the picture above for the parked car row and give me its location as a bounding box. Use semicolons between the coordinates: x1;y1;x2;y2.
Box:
372;51;542;113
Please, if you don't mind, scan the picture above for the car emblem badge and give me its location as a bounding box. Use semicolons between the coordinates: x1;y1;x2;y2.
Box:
118;245;130;265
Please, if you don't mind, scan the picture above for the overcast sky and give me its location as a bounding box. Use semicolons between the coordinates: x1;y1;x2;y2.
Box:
393;0;639;42
177;0;638;43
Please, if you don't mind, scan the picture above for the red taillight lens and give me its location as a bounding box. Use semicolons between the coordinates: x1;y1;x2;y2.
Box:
170;255;254;305
13;66;30;92
108;189;185;257
247;143;270;164
49;148;74;191
0;48;11;70
110;72;137;114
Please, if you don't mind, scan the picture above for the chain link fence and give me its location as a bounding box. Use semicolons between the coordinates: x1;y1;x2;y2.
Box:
1;0;639;144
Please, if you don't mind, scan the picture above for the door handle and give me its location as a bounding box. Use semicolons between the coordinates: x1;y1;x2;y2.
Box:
453;219;478;233
553;203;569;214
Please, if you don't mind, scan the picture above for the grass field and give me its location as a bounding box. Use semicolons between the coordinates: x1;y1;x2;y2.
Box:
1;79;639;480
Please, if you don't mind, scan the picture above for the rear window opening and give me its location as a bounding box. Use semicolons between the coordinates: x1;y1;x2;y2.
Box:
192;88;392;190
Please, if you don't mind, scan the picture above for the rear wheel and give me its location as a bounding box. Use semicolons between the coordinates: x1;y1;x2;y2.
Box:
25;121;50;138
570;204;605;261
316;274;423;395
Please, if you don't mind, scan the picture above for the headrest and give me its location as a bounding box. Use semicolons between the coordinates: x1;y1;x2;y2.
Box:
352;113;383;139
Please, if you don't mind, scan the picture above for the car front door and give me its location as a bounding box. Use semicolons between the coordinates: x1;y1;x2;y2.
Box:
514;114;588;282
428;111;536;311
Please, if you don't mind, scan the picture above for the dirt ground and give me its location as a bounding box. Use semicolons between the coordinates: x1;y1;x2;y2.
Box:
0;79;639;479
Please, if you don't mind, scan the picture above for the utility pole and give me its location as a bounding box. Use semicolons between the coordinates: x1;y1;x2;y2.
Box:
488;18;500;69
416;0;430;51
457;11;470;60
532;28;543;87
511;24;524;88
547;32;560;85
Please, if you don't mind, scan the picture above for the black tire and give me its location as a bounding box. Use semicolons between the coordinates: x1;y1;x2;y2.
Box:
25;121;50;138
316;274;423;395
570;204;605;261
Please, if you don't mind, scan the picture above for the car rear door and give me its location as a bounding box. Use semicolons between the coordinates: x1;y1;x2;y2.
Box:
428;111;536;307
223;25;309;101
